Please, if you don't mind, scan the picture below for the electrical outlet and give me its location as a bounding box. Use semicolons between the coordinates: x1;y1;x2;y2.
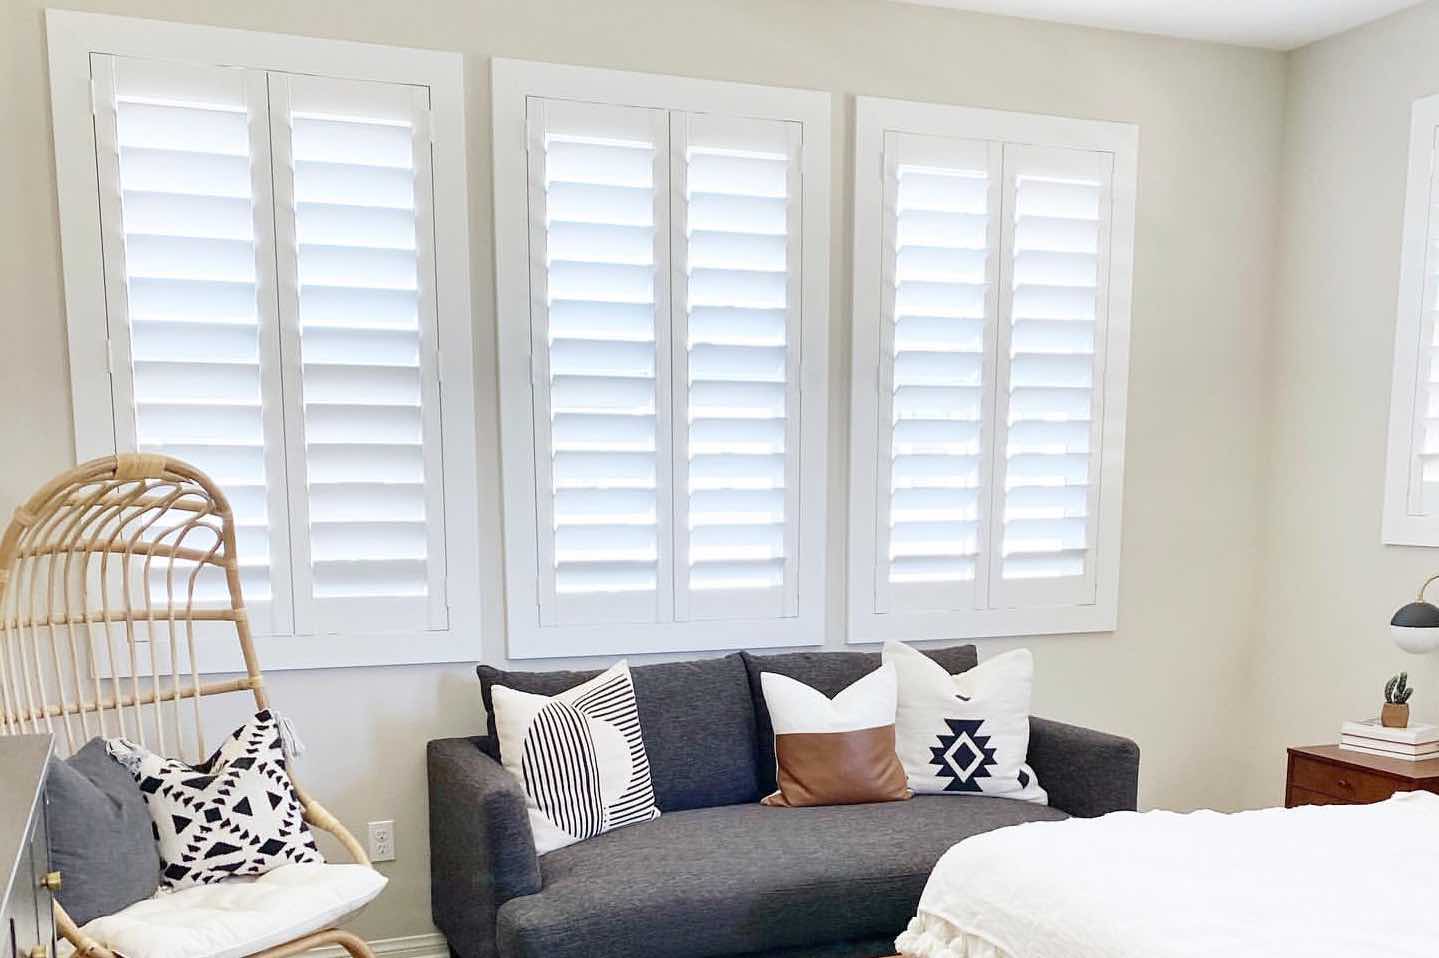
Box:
367;820;396;862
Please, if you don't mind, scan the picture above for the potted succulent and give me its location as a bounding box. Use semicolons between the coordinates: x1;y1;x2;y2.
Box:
1383;672;1415;728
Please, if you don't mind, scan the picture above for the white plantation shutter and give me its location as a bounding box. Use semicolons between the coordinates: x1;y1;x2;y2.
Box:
875;132;1000;614
674;114;802;621
1411;129;1439;516
526;100;810;629
1382;101;1439;546
91;55;293;635
494;61;829;656
849;98;1134;642
52;16;478;669
990;145;1112;607
269;73;448;634
527;99;673;626
72;38;469;660
1392;123;1439;527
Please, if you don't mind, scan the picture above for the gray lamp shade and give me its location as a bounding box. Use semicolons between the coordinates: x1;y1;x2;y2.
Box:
1391;601;1439;653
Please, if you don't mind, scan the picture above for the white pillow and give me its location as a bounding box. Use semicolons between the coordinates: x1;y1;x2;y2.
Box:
883;642;1046;803
758;663;910;807
491;661;660;854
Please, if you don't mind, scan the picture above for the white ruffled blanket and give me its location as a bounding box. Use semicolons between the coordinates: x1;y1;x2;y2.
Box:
897;790;1439;958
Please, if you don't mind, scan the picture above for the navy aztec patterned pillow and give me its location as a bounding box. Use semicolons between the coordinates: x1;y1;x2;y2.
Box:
107;710;322;889
491;661;660;854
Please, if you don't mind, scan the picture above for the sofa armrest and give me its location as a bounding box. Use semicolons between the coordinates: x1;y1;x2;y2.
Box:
1027;717;1139;818
428;736;541;958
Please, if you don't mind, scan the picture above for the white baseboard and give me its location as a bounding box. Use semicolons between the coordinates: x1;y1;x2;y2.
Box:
308;932;448;958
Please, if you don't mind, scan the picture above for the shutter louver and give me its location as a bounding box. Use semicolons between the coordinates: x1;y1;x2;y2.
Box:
875;133;1001;613
989;144;1113;608
269;74;448;634
529;99;673;626
675;114;802;620
92;55;292;634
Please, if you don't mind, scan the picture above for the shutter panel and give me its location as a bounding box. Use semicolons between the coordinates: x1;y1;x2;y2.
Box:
875;132;1002;613
90;54;292;634
528;98;674;626
673;113;802;621
988;144;1113;608
268;73;448;635
1410;126;1439;516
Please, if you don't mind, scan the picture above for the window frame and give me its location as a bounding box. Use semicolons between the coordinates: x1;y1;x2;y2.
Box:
847;96;1137;644
46;10;483;671
1383;93;1439;547
491;58;831;660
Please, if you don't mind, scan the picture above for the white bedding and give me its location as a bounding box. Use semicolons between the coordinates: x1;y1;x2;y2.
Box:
897;791;1439;958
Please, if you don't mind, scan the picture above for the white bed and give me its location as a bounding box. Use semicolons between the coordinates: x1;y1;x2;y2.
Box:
896;790;1439;958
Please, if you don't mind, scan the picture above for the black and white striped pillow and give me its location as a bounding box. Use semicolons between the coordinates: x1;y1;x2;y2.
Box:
491;661;659;853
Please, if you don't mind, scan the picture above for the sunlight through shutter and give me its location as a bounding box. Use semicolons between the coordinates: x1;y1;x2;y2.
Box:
989;144;1113;608
528;99;673;626
875;132;1001;613
269;73;448;635
674;114;802;621
91;54;292;634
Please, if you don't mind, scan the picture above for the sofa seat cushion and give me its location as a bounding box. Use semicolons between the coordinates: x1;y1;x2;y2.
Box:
494;795;1066;958
73;863;386;958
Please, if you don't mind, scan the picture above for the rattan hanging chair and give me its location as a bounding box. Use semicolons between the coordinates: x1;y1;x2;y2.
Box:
0;453;378;958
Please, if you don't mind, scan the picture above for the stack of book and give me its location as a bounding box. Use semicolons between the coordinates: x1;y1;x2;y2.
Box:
1340;719;1439;761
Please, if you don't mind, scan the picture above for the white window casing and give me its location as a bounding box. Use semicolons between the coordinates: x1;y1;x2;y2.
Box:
493;59;830;659
849;97;1137;644
47;11;481;671
1384;93;1439;547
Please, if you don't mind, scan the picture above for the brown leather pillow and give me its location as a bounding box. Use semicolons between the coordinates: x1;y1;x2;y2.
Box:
758;663;911;807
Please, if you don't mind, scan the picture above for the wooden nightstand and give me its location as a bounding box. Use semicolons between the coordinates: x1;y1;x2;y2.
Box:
1286;744;1439;807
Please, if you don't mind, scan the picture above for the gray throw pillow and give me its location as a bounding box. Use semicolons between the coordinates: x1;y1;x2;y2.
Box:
46;737;160;925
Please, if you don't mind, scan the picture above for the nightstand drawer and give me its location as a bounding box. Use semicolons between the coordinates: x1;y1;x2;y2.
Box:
1289;754;1398;804
1286;785;1348;808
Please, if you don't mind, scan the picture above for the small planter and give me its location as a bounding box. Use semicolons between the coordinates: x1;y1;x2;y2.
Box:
1382;702;1411;729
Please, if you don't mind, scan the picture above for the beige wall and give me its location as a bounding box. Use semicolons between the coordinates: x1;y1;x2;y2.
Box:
1243;0;1439;808
0;0;1287;941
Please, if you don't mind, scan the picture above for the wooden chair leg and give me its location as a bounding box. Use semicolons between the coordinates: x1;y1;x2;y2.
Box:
327;930;376;958
253;928;375;958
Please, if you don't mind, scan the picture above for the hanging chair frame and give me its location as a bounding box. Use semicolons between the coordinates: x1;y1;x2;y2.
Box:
0;454;376;958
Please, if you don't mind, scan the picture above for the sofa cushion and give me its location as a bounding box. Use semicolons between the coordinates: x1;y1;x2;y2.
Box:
743;645;978;795
478;654;758;811
495;795;1066;958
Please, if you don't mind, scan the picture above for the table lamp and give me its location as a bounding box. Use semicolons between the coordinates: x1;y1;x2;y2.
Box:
1391;573;1439;654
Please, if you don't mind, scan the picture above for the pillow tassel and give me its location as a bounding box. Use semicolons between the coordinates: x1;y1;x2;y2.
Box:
275;711;307;761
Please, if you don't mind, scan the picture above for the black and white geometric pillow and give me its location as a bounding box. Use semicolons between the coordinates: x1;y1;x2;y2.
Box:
883;642;1048;804
491;661;660;854
107;710;323;889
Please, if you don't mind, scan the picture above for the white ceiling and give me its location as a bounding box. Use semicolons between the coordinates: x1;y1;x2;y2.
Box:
896;0;1424;50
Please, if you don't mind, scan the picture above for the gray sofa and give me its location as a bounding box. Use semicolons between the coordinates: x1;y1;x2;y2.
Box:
428;646;1140;958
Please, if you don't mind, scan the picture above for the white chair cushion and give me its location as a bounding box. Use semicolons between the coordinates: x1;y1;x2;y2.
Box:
73;863;386;958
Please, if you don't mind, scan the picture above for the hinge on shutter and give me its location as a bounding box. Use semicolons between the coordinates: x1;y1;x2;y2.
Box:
105;337;115;375
90;76;98;117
